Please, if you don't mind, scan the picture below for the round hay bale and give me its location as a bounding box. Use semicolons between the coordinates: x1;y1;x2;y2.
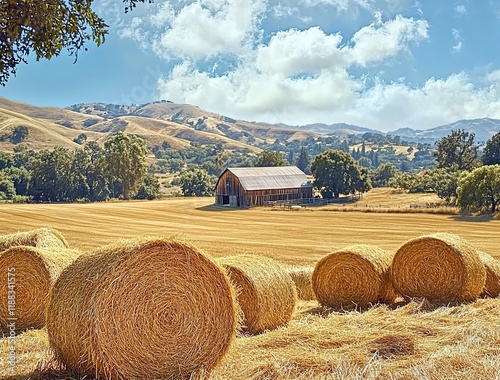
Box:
46;238;238;380
312;244;396;309
0;227;68;251
287;266;316;301
479;251;500;298
0;246;81;332
390;233;486;303
218;255;297;335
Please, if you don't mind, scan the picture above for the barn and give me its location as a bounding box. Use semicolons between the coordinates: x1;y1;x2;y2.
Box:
215;166;313;207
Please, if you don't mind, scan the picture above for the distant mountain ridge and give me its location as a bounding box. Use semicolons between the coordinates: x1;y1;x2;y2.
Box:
390;118;500;144
68;100;500;144
291;118;500;144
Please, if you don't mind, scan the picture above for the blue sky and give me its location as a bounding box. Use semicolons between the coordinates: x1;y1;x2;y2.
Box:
2;0;500;132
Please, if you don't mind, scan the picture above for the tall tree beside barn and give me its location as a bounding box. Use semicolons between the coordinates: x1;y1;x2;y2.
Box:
255;151;287;167
104;132;148;200
178;167;216;196
311;149;370;199
296;145;311;174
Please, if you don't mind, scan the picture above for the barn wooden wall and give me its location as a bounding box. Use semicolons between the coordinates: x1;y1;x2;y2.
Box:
215;171;313;207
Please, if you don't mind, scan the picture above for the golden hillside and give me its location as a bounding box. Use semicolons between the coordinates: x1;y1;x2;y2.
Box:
0;98;321;154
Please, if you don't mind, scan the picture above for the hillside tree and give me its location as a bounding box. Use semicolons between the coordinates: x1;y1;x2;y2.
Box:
482;132;500;165
311;149;371;198
10;125;29;144
0;0;153;85
104;132;149;200
457;165;500;214
435;129;479;171
295;145;310;173
255;150;287;167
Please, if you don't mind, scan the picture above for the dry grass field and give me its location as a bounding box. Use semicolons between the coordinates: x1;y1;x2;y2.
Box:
1;190;500;379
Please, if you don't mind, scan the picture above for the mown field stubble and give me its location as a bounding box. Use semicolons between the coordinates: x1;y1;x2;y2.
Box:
1;190;500;379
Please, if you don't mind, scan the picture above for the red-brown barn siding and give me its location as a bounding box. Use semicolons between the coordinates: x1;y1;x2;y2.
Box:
215;167;313;207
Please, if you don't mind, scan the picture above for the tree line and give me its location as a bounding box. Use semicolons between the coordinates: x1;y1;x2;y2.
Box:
0;132;160;202
389;129;500;214
1;128;499;214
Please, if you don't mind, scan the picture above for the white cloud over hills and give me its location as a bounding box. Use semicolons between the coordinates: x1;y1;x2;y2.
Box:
116;0;500;131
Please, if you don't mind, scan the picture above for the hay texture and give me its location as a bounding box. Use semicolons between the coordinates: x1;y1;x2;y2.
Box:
390;233;486;303
287;266;316;301
0;227;68;251
218;255;297;335
479;251;500;298
46;238;238;380
0;246;81;332
312;244;396;309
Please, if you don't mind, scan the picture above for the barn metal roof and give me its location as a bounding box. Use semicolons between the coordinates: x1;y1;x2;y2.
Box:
224;166;312;191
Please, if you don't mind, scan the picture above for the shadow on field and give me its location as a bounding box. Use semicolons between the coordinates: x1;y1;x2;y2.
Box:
3;369;89;380
451;214;494;223
2;360;91;380
197;204;248;212
303;298;456;318
303;304;373;317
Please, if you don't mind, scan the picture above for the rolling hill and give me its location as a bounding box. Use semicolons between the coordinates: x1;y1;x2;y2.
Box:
0;98;324;154
1;97;499;156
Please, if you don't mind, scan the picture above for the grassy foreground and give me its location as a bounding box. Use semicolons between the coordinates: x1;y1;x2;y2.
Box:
0;189;499;379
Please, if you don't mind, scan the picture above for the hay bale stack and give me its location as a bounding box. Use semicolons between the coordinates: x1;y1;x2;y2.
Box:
390;233;486;303
0;227;68;251
287;266;316;301
479;251;500;298
0;246;81;332
218;255;297;335
312;244;396;309
46;238;238;380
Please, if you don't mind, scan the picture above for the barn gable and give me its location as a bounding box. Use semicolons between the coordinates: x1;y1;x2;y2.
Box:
215;166;313;207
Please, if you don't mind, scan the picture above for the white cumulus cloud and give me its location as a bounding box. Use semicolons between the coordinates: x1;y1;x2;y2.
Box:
349;15;429;66
115;1;500;132
341;73;500;130
255;27;347;76
120;0;267;60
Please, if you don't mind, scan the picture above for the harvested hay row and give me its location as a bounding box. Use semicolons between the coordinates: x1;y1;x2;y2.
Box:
46;238;238;380
479;251;500;298
218;255;297;335
0;246;81;332
287;266;316;301
390;233;486;303
312;244;396;309
0;227;68;251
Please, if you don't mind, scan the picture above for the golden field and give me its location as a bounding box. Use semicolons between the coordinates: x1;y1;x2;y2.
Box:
1;189;500;379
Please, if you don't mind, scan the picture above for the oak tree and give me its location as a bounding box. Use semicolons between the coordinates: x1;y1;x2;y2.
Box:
482;132;500;166
0;0;151;85
457;165;500;214
435;129;479;171
311;149;371;198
